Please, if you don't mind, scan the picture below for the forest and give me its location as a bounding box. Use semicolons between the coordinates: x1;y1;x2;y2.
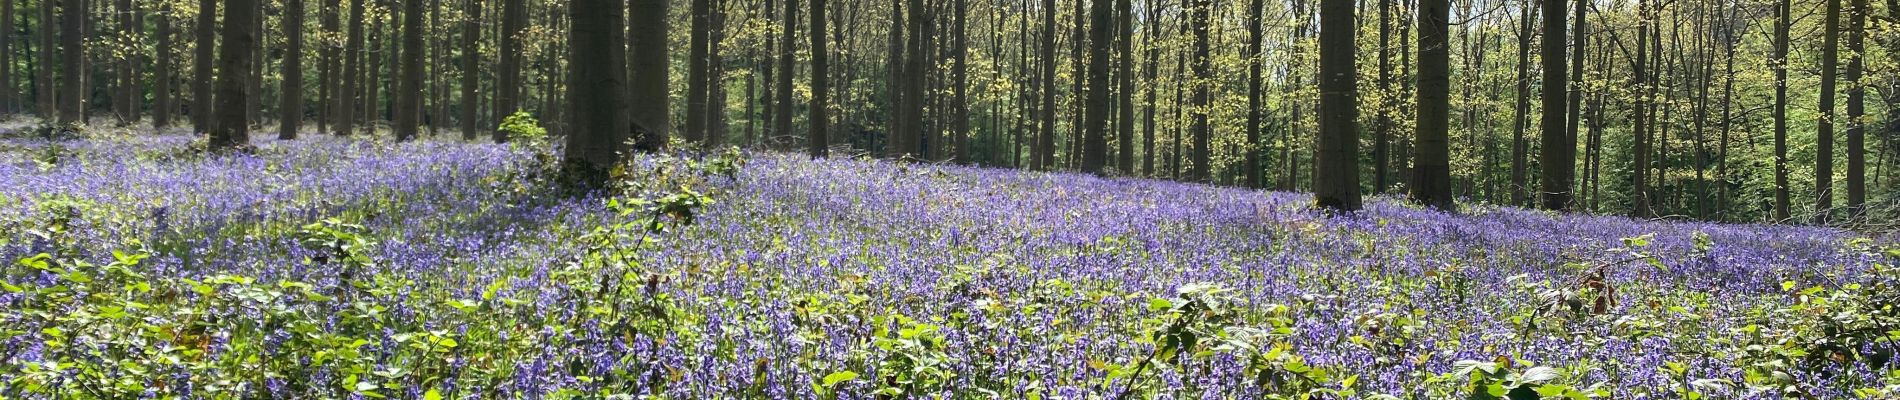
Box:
0;0;1893;221
0;0;1898;398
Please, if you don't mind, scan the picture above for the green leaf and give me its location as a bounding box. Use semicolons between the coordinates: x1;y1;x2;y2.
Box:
821;371;859;387
423;389;444;400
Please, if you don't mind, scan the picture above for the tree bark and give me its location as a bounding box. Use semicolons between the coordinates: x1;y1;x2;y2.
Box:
394;0;422;140
1315;0;1360;211
210;0;256;148
1846;0;1866;216
1186;0;1210;181
338;0;364;135
565;0;627;175
1816;0;1840;223
55;0;81;125
491;0;522;141
1080;0;1111;173
810;0;830;157
630;0;668;151
1537;0;1571;210
460;0;479;139
1412;0;1452;210
775;0;798;151
280;0;306;139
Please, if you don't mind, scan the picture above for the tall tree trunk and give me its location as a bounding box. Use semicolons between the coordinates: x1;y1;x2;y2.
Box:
1115;0;1134;172
338;0;364;135
1773;0;1790;220
1245;0;1264;187
902;0;927;157
245;0;260;128
491;0;522;141
686;0;710;144
952;0;970;162
37;0;53;118
1564;0;1585;203
565;0;627;175
1816;0;1840;223
1080;0;1110;173
317;0;337;134
629;0;669;151
1375;0;1392;192
155;6;174;128
810;0;830;157
115;0;135;124
775;0;797;151
281;0;306;139
1186;0;1210;181
1846;0;1866;216
394;0;422;141
55;0;81;125
707;0;727;147
1632;0;1651;217
1537;0;1571;210
1413;0;1452;210
0;0;12;113
1509;0;1531;206
210;0;255;147
1315;0;1359;210
1139;0;1157;176
883;0;900;156
460;0;479;139
1035;0;1054;169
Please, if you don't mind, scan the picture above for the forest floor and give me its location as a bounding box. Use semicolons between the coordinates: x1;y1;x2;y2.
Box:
0;126;1896;398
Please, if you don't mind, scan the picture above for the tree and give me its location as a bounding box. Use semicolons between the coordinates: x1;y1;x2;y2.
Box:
1537;0;1571;210
1773;0;1790;221
1186;0;1210;181
460;0;480;140
1245;0;1264;187
775;0;797;152
1412;0;1452;210
1816;0;1839;223
1080;0;1110;174
1845;0;1866;216
0;0;12;113
1115;0;1134;173
952;0;971;162
810;0;830;157
37;0;53;117
1632;0;1651;217
564;0;627;176
629;0;669;151
155;4;175;128
338;0;364;136
492;0;523;142
1034;0;1055;170
686;0;710;144
210;0;256;148
115;0;137;124
1314;0;1360;211
56;0;81;125
395;0;423;141
281;0;306;139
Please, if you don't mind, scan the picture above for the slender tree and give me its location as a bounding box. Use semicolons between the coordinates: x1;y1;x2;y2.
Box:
810;0;830;157
393;0;423;141
338;0;364;135
0;0;12;113
775;0;797;151
629;0;668;151
492;0;522;142
56;0;81;125
1245;0;1264;187
280;0;306;139
460;0;479;139
686;0;710;144
210;0;256;148
1773;0;1790;220
155;5;175;128
1816;0;1840;223
37;0;53;117
1845;0;1866;216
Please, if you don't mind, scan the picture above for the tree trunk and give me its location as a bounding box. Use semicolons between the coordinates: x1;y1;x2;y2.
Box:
115;0;135;124
775;0;797;151
686;0;709;144
154;4;174;128
1537;0;1571;210
394;0;422;140
460;0;479;139
629;0;669;151
1035;0;1054;169
1509;0;1531;206
810;0;829;157
37;0;53;117
1187;0;1210;181
338;0;364;135
280;0;306;139
1816;0;1840;223
210;0;255;148
1315;0;1359;210
0;0;12;113
565;0;627;175
56;0;81;125
952;0;970;162
1845;0;1866;216
1246;0;1264;187
1412;0;1452;210
491;0;522;141
1080;0;1110;173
